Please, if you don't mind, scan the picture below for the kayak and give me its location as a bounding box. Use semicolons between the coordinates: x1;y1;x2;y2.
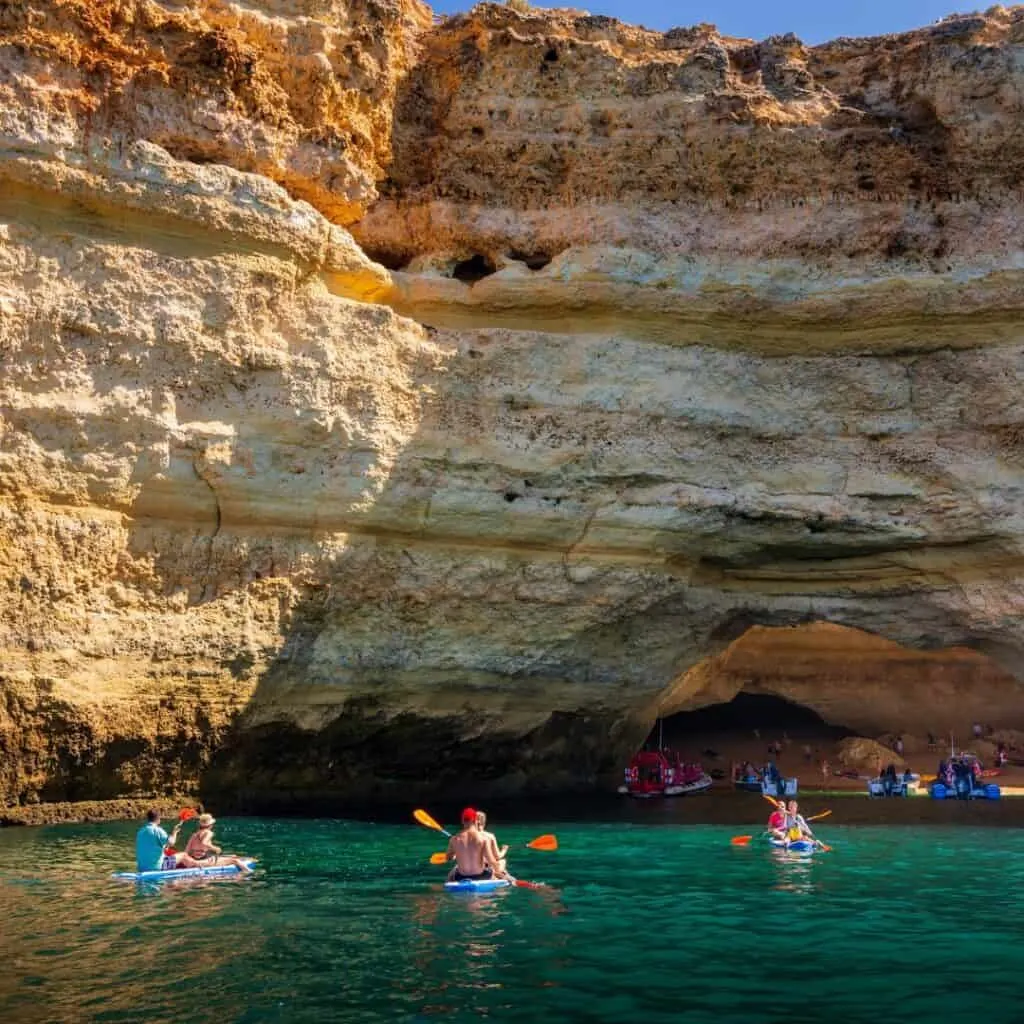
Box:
767;838;816;855
443;878;512;893
113;859;256;881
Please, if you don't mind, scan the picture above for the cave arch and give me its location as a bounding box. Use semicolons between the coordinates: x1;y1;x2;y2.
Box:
643;621;1023;755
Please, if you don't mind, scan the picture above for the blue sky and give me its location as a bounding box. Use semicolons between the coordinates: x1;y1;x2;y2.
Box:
427;1;967;44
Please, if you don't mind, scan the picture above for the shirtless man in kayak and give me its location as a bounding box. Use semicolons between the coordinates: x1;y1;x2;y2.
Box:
446;807;504;881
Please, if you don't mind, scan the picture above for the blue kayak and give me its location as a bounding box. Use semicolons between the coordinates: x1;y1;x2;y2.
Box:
767;838;816;855
113;859;256;881
444;878;512;893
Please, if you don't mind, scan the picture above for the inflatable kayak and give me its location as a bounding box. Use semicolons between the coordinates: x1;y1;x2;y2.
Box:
113;859;256;881
767;838;816;855
444;878;512;893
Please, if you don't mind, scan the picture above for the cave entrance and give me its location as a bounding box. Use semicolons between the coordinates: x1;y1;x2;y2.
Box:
645;622;1024;784
656;691;854;742
643;692;855;782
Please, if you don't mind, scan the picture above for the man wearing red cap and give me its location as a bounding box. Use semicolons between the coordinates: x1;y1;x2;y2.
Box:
446;806;504;882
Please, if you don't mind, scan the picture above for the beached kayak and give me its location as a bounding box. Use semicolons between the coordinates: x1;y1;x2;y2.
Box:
443;878;512;893
767;838;816;855
113;859;256;881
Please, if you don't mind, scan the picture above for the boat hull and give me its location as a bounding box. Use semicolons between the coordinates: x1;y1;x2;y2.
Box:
618;775;712;798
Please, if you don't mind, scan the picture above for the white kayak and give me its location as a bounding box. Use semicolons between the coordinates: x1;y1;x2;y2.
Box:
113;859;256;881
443;877;512;893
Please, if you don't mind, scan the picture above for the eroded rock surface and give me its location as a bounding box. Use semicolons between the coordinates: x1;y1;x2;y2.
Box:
3;2;1024;809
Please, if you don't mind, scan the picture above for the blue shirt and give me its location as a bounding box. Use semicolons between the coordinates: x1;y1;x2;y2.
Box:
135;822;170;871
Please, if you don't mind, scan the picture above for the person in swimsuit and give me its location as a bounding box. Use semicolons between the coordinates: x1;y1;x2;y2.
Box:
476;810;510;878
184;813;253;872
446;807;502;881
767;803;787;840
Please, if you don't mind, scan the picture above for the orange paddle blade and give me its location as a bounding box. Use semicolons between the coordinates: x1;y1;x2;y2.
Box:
429;852;448;865
806;810;832;823
178;808;197;821
413;809;445;833
731;835;753;846
526;834;558;852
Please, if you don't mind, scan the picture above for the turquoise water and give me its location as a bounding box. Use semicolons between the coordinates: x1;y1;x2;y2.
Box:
1;819;1022;1022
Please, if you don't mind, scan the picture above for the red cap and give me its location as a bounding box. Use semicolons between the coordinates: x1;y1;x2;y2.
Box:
461;806;477;823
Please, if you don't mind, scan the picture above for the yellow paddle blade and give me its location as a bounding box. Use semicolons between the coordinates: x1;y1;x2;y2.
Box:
731;835;753;846
526;834;558;852
761;793;784;808
429;852;448;865
805;810;832;823
413;809;445;833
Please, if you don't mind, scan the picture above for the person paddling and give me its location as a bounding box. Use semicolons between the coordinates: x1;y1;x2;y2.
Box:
446;807;503;882
136;809;184;872
184;813;253;873
784;800;820;848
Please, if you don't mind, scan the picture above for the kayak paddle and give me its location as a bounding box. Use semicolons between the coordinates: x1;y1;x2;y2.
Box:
429;833;558;863
730;835;754;846
526;834;558;851
413;808;452;838
179;808;198;822
805;810;832;823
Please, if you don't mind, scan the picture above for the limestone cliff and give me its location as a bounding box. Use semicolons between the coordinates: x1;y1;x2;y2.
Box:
2;1;1024;810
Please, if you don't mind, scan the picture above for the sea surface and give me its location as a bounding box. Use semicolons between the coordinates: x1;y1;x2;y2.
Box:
1;817;1022;1023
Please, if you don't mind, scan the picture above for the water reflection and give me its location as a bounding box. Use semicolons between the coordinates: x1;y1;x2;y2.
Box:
768;851;817;895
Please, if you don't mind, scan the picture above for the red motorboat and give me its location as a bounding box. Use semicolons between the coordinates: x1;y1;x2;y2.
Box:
617;749;712;798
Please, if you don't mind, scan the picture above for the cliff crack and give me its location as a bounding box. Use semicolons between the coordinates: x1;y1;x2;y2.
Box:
562;505;602;579
192;456;222;602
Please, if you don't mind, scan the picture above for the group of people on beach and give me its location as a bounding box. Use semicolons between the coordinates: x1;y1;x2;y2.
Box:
135;808;252;873
446;808;511;882
766;799;820;848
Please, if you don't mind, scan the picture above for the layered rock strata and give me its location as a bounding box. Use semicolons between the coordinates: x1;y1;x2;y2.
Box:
2;2;1024;808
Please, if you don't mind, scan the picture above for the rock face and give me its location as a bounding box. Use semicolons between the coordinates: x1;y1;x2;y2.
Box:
3;1;1024;809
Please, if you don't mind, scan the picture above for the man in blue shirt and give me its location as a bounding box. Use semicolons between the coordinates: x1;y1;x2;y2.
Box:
135;809;182;872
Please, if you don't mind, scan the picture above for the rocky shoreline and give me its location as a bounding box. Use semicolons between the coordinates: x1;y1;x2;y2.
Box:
6;790;1024;829
0;796;199;828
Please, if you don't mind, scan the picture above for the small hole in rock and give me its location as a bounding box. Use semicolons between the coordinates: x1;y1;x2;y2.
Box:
504;492;520;503
452;254;497;284
361;247;411;272
508;249;553;271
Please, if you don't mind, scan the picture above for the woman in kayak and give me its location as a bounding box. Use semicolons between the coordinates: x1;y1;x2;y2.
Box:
185;814;253;872
767;802;787;840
